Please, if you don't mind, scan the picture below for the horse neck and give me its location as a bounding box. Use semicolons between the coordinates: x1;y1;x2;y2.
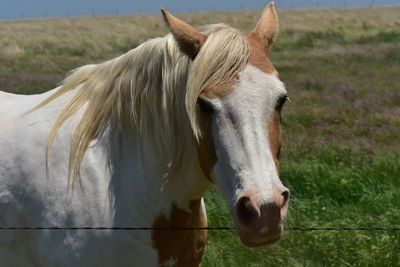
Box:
107;130;211;227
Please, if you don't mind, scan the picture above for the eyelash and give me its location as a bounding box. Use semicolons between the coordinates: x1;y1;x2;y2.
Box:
276;94;288;111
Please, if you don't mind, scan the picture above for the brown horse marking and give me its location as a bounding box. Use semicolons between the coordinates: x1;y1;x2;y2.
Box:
198;32;277;100
196;112;217;182
151;199;208;267
195;76;238;182
199;75;238;100
246;33;278;76
268;111;282;173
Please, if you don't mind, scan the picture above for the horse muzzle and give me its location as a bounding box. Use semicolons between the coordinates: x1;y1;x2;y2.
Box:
233;186;289;247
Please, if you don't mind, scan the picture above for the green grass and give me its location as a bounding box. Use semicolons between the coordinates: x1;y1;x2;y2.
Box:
1;5;400;266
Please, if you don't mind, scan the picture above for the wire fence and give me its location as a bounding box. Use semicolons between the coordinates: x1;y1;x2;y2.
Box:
0;226;399;231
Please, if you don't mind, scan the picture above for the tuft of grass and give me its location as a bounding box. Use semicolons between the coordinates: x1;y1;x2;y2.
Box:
295;30;345;48
357;30;400;44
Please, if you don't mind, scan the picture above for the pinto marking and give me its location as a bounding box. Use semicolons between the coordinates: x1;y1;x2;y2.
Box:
151;199;207;267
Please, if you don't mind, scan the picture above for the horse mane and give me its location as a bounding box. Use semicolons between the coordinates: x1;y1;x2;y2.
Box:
34;24;250;187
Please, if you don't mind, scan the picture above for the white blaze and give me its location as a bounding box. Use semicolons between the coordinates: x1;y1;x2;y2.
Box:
208;64;287;206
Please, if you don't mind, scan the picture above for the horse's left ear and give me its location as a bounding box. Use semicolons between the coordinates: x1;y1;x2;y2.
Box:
248;2;279;53
161;8;207;60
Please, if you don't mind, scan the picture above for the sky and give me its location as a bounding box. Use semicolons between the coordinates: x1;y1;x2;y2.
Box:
1;0;400;19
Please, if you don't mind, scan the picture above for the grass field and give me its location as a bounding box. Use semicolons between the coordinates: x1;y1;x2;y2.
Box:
1;5;400;266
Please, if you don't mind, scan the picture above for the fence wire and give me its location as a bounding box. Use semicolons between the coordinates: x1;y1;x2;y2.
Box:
0;227;399;231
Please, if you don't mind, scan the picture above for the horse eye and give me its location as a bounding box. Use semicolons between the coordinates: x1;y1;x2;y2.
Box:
275;94;288;111
197;98;214;114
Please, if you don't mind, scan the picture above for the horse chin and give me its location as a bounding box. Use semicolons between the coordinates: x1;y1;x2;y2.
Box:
238;233;282;247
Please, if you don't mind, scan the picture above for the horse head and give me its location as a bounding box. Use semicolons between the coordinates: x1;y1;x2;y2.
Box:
162;2;289;247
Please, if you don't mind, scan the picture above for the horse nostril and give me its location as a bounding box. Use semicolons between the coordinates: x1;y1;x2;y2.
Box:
281;190;289;208
235;196;260;227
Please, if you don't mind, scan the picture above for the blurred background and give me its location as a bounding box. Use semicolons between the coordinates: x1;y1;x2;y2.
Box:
1;0;400;266
1;0;400;19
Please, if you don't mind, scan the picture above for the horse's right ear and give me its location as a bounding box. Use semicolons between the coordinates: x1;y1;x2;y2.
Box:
161;8;207;60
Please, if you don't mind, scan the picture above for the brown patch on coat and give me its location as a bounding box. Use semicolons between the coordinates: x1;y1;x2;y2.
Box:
198;28;279;100
246;33;277;76
152;199;208;267
268;111;282;173
198;33;278;100
199;75;238;99
196;111;216;182
194;78;236;180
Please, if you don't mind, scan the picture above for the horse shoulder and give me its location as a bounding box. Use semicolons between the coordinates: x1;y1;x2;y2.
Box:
152;198;208;267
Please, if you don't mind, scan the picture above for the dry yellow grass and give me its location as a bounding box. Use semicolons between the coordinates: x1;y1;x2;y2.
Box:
1;6;399;59
1;6;399;94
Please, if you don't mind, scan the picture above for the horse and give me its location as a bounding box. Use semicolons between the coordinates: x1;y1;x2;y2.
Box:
0;2;289;266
